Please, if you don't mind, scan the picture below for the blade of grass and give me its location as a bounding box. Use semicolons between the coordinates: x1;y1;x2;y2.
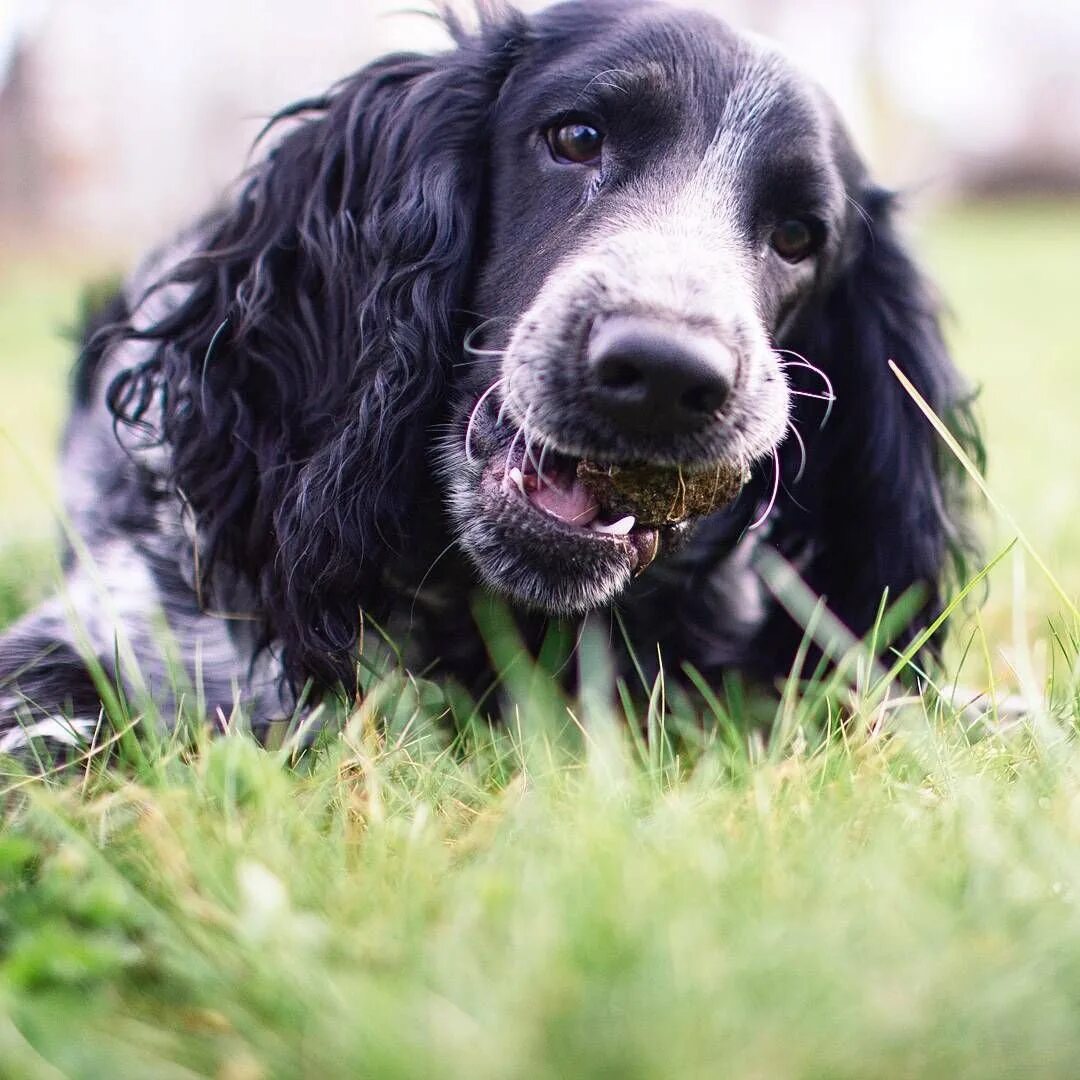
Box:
890;360;1078;621
868;537;1017;700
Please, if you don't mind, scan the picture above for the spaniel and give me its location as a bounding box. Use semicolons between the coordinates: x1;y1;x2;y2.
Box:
0;0;978;754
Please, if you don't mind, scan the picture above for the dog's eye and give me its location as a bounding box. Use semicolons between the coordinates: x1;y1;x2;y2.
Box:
547;121;605;165
769;218;823;263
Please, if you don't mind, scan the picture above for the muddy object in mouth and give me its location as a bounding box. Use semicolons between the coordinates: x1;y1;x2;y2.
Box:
575;459;749;527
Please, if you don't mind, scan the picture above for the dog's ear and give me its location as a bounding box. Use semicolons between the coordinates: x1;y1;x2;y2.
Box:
771;187;981;659
110;18;526;691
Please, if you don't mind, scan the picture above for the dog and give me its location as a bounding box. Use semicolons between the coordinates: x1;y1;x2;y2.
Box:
0;0;979;755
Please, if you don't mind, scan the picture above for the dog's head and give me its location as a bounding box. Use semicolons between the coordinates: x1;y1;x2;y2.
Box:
116;0;975;690
447;1;856;614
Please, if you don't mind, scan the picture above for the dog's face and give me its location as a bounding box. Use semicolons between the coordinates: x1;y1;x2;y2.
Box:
97;0;970;695
446;1;853;614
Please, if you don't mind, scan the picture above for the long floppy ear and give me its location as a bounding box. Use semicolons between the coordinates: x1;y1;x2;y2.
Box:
770;186;981;662
109;16;526;693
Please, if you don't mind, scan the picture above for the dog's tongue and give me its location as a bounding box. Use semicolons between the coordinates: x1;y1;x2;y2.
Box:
531;477;600;526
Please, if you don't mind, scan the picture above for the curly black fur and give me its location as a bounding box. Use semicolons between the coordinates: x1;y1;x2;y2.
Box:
0;0;981;753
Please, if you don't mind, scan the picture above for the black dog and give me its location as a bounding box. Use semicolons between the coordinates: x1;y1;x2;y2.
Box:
0;0;979;754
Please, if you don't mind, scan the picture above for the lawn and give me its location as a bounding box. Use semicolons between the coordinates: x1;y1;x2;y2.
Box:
0;200;1077;1078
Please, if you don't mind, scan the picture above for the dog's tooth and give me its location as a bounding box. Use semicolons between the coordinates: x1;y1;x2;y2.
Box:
594;515;636;537
508;467;526;495
633;529;660;577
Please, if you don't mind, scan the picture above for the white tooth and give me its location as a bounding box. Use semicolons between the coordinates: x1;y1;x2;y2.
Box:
508;467;526;495
594;515;636;537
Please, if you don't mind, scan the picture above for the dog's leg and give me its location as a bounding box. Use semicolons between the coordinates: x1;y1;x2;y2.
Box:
0;598;110;765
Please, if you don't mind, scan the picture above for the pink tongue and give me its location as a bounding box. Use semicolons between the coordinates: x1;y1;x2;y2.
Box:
530;478;600;526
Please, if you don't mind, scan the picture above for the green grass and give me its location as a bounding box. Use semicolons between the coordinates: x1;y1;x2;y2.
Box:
0;256;98;624
3;674;1080;1078
0;200;1078;1077
922;201;1080;644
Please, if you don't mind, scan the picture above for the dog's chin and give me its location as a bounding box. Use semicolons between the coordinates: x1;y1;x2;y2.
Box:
447;436;741;616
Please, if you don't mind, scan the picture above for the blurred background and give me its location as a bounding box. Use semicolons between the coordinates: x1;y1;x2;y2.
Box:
1;0;1077;679
4;0;1080;245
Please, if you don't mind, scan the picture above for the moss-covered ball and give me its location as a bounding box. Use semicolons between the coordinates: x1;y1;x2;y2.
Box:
576;459;748;526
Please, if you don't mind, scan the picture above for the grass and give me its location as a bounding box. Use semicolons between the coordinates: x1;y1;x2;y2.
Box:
0;199;1078;1077
922;201;1080;645
0;256;90;625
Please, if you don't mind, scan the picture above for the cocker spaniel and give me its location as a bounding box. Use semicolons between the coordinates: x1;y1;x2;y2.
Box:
0;0;979;753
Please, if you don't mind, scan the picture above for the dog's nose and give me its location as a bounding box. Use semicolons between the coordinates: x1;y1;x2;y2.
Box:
586;314;736;434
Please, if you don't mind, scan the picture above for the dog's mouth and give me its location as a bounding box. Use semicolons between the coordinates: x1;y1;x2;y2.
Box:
451;362;761;614
485;439;749;576
500;447;661;575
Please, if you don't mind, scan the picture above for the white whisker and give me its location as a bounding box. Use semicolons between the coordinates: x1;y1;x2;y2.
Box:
462;320;510;360
520;406;544;476
463;345;507;358
455;356;504;368
409;539;459;629
776;349;832;382
843;193;876;243
749;449;781;531
788;388;836;430
496;364;528;427
502;425;525;486
525;438;542;476
820;392;835;430
786;419;807;484
537;435;553;482
464;377;504;464
776;348;836;410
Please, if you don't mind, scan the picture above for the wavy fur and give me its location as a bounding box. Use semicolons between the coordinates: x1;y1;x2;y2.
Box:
0;0;980;755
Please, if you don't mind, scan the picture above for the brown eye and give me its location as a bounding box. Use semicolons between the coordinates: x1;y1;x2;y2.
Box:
770;218;822;263
548;121;605;165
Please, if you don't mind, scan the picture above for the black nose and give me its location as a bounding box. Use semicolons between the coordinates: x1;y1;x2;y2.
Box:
586;314;736;435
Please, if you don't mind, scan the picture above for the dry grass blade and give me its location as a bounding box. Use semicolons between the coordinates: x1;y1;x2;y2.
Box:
889;360;1078;622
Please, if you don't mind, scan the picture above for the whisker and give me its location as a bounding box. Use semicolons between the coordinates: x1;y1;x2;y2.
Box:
749;449;781;531
455;310;513;325
409;538;460;629
776;349;831;379
776;349;836;406
537;434;553;482
843;192;876;245
820;392;835;430
496;365;528;428
462;321;509;359
788;388;837;430
502;425;525;485
525;436;543;477
464;377;504;464
775;347;812;364
573;68;635;103
521;406;543;475
454;356;505;368
786;419;807;484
